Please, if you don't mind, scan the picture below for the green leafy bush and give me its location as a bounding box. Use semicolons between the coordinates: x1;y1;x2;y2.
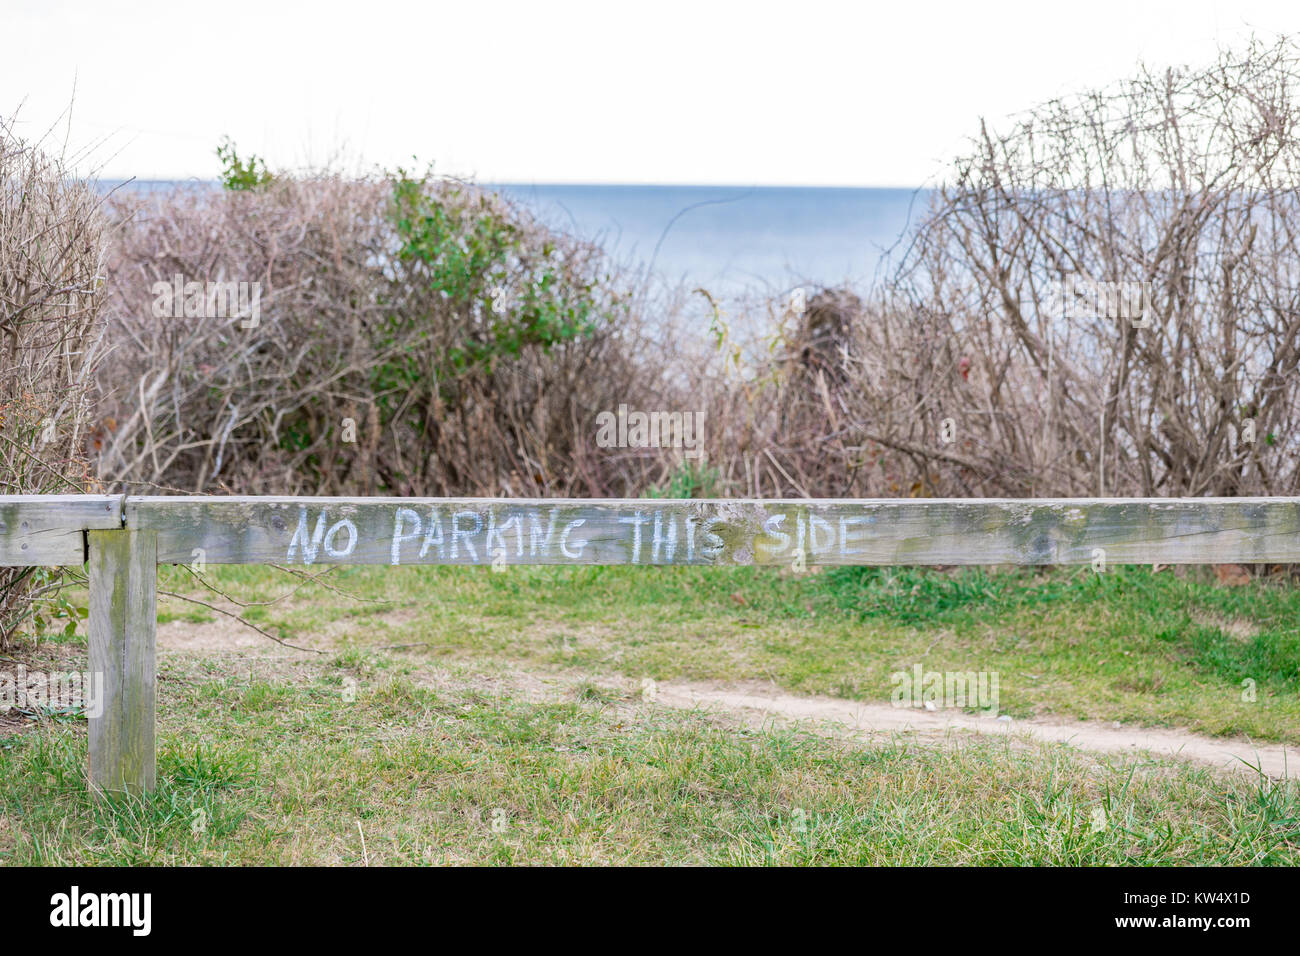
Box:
216;137;273;191
389;170;605;370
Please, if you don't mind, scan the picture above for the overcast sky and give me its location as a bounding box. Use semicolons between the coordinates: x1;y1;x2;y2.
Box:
3;0;1296;186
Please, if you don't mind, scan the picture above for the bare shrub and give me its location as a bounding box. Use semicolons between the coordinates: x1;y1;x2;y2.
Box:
0;115;108;648
98;175;390;493
681;287;930;498
701;37;1300;501
97;169;659;497
885;35;1300;498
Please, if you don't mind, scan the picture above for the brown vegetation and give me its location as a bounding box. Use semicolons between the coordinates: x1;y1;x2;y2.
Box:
697;36;1300;500
0;114;108;647
5;36;1300;648
96;174;661;497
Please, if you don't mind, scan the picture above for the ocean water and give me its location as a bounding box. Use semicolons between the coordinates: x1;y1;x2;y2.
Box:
101;180;931;299
495;184;931;298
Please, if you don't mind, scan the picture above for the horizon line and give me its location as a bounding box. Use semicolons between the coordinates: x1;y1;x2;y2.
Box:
90;175;933;191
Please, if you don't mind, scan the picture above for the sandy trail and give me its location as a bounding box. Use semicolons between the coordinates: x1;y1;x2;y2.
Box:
155;617;1297;779
656;681;1297;779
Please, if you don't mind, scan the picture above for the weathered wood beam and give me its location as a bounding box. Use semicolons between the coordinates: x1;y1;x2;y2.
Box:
126;496;1300;567
0;495;123;566
87;528;157;797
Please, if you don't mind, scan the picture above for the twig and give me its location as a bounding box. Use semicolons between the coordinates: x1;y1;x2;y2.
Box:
269;565;391;604
181;563;338;609
156;589;323;654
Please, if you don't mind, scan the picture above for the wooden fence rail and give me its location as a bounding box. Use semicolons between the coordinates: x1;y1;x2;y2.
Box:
2;494;1297;795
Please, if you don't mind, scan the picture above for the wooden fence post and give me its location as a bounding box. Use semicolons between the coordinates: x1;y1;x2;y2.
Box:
88;528;157;797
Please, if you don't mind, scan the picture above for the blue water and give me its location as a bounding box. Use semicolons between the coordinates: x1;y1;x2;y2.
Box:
495;184;930;297
99;180;931;298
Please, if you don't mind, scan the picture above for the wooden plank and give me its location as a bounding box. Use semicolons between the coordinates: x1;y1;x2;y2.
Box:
0;495;123;566
126;496;1300;567
88;528;157;797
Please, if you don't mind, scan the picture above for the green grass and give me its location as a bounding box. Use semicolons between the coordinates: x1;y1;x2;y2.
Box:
1;654;1296;865
2;562;1297;865
151;562;1300;742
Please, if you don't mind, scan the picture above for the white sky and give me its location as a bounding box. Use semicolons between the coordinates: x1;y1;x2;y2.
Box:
3;0;1296;186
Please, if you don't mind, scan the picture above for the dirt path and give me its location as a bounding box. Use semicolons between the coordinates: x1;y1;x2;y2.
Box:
155;617;1296;779
655;681;1297;779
